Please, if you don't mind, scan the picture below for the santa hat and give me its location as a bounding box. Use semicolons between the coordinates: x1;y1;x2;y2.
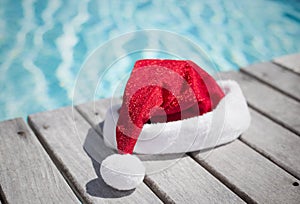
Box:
100;59;251;190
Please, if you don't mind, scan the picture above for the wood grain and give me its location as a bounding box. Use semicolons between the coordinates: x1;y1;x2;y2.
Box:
219;71;300;135
241;62;300;101
76;99;244;203
28;107;161;204
0;118;78;203
273;53;300;74
191;140;300;204
241;109;300;179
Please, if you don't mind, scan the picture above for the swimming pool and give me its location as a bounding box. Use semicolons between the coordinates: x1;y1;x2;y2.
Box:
0;0;300;121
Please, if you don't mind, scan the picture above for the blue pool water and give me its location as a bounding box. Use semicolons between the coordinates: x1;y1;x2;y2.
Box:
0;0;300;121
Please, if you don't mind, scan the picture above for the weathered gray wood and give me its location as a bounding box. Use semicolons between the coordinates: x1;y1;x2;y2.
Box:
28;107;161;204
191;140;300;203
144;155;245;204
241;62;300;101
76;99;245;203
273;53;300;74
241;109;300;179
220;71;300;135
76;98;120;135
0;118;78;203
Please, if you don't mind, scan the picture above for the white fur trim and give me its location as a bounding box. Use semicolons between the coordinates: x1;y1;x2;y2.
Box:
103;80;251;154
100;154;145;190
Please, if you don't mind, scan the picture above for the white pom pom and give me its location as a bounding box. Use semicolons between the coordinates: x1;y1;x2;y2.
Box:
100;154;145;191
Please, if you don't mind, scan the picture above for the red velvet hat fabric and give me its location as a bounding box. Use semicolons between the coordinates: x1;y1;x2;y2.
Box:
116;59;225;154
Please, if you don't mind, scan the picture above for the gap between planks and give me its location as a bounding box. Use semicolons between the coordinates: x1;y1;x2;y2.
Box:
219;71;300;137
189;139;300;204
248;104;300;137
240;65;300;103
0;118;79;203
190;107;300;202
272;61;300;77
237;108;300;180
187;152;257;204
27;118;88;204
272;53;300;76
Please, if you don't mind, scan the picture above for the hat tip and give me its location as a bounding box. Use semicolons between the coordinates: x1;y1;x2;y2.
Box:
100;154;145;191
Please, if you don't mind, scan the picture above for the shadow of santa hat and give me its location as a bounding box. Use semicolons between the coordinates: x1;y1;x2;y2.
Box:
100;59;251;190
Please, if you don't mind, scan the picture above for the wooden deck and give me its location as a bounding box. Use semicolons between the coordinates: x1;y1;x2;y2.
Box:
0;53;300;204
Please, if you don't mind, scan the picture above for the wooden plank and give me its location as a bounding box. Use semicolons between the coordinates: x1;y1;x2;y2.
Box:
219;71;300;135
143;155;245;204
241;109;300;179
76;99;245;203
273;53;300;74
241;62;300;101
76;98;119;135
28;107;162;204
191;140;300;203
0;118;78;203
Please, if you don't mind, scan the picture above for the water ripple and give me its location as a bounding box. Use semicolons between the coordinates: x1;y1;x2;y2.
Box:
0;0;36;78
55;0;90;99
